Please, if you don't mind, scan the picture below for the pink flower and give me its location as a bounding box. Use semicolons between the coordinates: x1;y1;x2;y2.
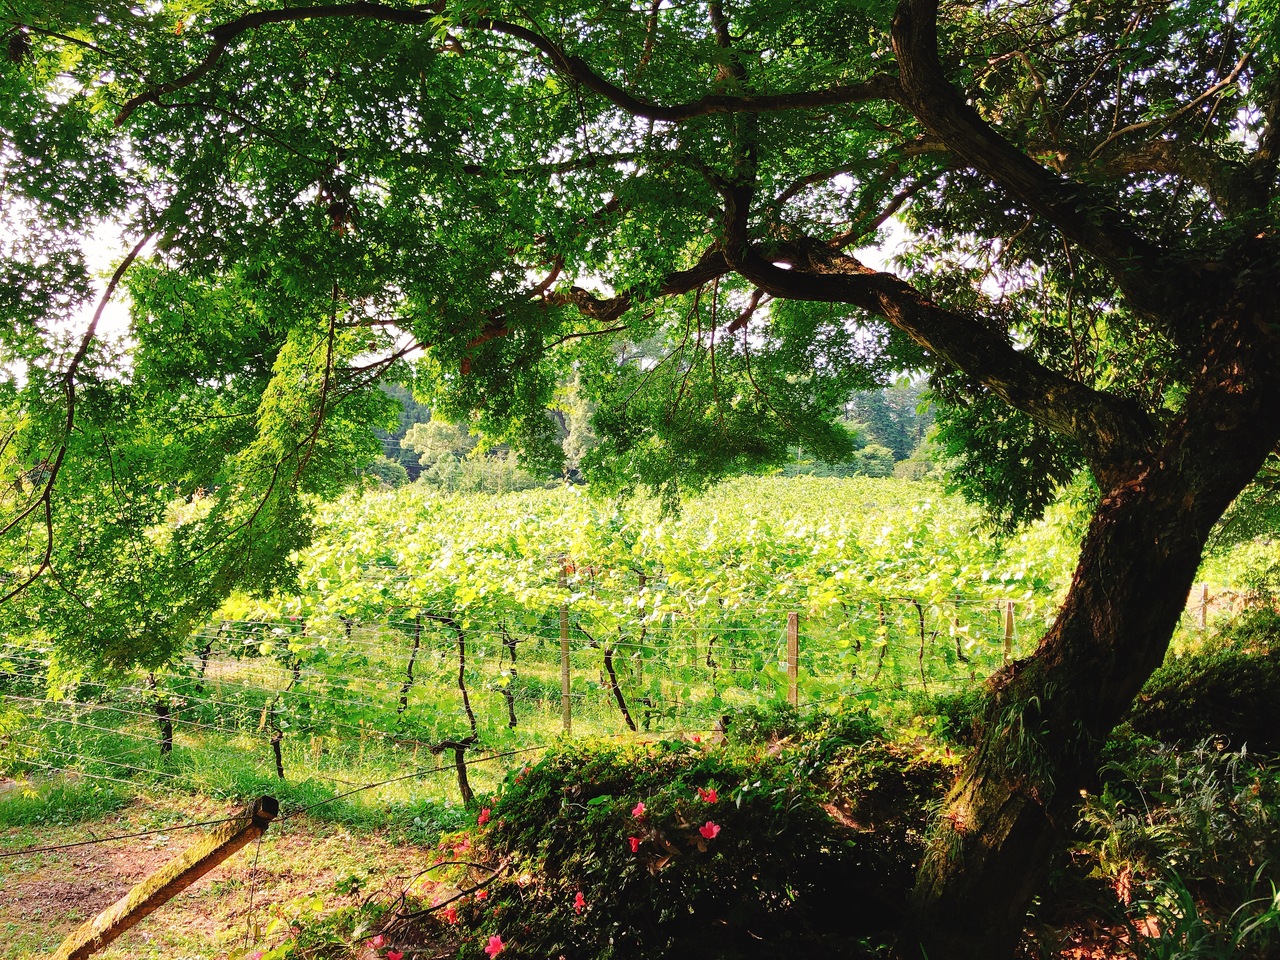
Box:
697;787;718;804
475;889;489;900
631;801;645;818
478;807;491;826
692;735;702;743
628;835;641;853
369;936;385;948
443;905;458;924
699;821;721;840
250;953;264;960
574;891;586;914
485;934;505;957
388;952;404;960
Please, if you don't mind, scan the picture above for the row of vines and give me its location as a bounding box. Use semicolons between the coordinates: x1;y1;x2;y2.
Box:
2;477;1080;805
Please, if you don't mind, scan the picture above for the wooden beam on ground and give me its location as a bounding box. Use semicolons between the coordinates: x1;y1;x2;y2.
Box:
51;796;279;960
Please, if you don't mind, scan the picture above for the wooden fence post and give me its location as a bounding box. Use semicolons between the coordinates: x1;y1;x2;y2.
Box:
786;612;800;707
52;797;278;960
560;565;572;734
1003;600;1015;666
1198;583;1209;630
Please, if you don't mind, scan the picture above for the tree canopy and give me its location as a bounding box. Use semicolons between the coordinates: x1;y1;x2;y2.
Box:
4;1;1280;957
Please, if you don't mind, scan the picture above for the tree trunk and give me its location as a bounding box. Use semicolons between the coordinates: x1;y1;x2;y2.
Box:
906;301;1280;959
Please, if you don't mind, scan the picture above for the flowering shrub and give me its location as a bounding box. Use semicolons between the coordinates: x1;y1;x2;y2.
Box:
453;723;951;958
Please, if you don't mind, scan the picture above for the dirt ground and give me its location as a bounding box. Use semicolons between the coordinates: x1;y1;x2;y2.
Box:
0;793;442;959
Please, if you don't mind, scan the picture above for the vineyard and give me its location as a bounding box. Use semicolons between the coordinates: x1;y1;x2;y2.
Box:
1;478;1273;960
0;477;1081;817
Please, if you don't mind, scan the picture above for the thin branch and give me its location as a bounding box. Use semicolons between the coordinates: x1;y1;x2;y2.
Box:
0;233;151;604
1088;44;1254;160
545;324;629;350
829;173;937;249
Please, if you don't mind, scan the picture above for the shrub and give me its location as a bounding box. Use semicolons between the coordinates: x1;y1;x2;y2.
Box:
1125;646;1280;752
457;733;945;959
1080;736;1280;912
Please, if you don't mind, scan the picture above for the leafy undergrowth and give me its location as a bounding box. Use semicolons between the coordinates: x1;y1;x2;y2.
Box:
1125;608;1280;753
1035;608;1280;959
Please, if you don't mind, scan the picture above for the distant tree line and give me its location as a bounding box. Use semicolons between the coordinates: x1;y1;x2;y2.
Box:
366;381;938;492
783;382;937;481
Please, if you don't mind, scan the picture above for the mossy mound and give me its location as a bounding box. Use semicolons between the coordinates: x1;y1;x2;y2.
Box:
1125;611;1280;752
445;711;951;959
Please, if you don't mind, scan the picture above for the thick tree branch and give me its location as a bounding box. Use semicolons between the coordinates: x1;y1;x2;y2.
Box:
116;3;900;128
720;186;1156;474
890;0;1170;311
1094;139;1257;217
545;248;729;323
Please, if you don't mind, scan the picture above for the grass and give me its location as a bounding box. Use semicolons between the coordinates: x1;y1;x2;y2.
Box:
0;780;130;830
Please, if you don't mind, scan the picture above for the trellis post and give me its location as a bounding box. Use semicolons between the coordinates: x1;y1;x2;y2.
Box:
786;612;800;707
1003;600;1016;665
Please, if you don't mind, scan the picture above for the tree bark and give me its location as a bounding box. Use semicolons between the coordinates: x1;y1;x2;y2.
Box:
906;293;1280;960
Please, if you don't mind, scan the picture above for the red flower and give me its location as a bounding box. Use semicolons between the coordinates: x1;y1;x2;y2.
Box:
485;934;505;957
387;952;404;960
697;787;718;804
443;905;458;924
574;891;586;914
699;821;721;840
631;801;645;818
369;935;385;948
628;836;641;853
692;735;702;743
475;889;489;900
478;807;491;826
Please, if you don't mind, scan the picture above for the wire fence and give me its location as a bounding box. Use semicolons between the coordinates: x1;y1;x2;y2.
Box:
0;577;1240;862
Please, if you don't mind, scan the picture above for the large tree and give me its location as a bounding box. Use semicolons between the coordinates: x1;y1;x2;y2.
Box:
4;1;1280;956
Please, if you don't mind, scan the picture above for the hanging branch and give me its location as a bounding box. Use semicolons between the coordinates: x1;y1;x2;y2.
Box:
255;627;305;781
270;728;285;779
634;569;648;685
577;623;637;732
706;632;719;688
397;616;422;718
952;595;971;666
425;612;477;738
909;598;936;692
193;622;223;693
